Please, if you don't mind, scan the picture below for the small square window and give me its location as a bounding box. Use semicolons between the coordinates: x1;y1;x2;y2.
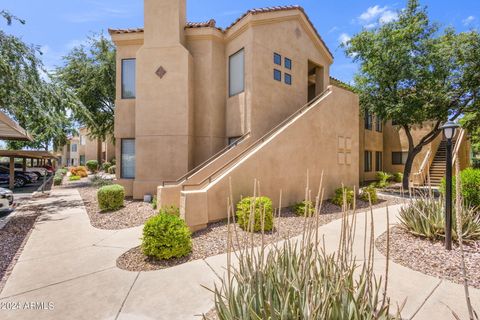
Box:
274;53;282;66
285;73;292;85
285;58;292;69
274;69;281;82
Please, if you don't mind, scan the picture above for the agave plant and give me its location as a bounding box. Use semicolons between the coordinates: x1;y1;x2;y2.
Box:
205;180;399;320
399;197;480;242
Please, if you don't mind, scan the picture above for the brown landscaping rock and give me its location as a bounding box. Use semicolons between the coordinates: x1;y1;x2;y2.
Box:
376;225;480;289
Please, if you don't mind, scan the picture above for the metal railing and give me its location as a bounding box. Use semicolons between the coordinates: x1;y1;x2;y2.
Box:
452;128;465;167
181;88;332;191
161;132;251;187
412;149;432;186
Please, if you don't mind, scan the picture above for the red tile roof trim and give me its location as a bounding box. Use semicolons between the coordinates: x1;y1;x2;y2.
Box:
108;5;333;58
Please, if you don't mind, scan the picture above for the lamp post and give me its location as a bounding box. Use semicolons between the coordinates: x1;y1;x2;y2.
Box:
440;121;460;251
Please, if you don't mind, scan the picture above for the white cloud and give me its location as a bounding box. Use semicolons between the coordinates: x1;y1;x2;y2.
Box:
463;16;475;26
339;33;351;45
358;5;398;26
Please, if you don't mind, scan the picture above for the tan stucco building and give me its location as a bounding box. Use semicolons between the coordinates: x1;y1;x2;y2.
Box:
110;0;470;231
57;128;115;167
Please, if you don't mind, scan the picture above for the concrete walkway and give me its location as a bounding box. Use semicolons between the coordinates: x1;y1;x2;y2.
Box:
0;187;478;319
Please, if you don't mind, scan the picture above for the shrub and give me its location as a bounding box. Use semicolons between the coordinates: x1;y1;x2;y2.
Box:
331;187;354;207
97;184;125;211
392;172;403;183
86;160;99;172
472;159;480;169
375;172;393;188
90;174;113;188
102;161;112;172
152;196;158;210
142;213;192;260
212;201;394;319
399;198;480;242
440;168;480;208
110;158;116;165
236;197;273;232
53;175;63;186
108;165;116;174
159;205;181;217
69;175;81;181
360;185;378;204
291;200;315;216
57;168;68;176
70;166;88;177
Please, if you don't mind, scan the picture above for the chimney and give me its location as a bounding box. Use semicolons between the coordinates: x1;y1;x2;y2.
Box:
144;0;186;47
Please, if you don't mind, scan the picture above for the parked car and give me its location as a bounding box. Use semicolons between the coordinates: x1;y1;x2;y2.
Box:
0;167;37;187
0;187;14;213
0;162;48;178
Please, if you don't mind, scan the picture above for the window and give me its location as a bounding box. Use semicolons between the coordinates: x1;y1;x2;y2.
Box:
80;135;86;146
71;144;77;153
375;152;383;171
274;53;282;65
80;155;85;166
364;151;372;172
121;59;136;99
285;73;292;85
285;57;292;70
376;117;383;132
274;69;282;82
364;112;373;130
392;152;408;165
229;49;245;97
121;139;135;179
228;136;241;146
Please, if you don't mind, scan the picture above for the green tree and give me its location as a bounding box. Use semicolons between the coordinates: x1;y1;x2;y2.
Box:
56;34;116;163
1;10;75;151
344;0;480;188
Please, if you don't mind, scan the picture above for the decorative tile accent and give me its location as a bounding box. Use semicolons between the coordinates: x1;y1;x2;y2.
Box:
345;137;352;150
338;136;345;150
345;152;352;165
155;66;167;79
338;152;345;165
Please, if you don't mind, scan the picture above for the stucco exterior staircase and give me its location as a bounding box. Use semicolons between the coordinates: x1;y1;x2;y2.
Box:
157;85;360;231
158;88;333;207
428;138;457;187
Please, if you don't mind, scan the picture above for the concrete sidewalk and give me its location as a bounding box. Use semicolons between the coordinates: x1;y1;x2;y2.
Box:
0;187;478;320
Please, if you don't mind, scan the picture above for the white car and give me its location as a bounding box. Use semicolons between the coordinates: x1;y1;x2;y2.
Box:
0;188;14;212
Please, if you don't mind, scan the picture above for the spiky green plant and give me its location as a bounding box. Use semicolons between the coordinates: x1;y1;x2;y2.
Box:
205;182;399;320
399;197;480;242
375;172;393;188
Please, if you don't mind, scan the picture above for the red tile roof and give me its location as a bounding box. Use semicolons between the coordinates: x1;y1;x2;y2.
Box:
108;5;332;58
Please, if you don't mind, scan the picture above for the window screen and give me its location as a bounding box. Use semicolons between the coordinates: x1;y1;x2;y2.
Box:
375;151;383;171
274;53;282;65
392;152;408;165
121;139;135;179
364;151;372;172
229;49;245;96
122;59;136;99
285;73;292;85
274;69;281;82
285;57;292;69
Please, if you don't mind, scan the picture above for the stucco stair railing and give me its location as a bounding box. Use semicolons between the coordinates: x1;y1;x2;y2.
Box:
180;88;332;192
161;132;251;187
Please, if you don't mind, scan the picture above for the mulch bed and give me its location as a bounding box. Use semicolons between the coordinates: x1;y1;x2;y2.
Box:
0;201;41;293
117;197;404;272
59;177;157;230
376;226;480;289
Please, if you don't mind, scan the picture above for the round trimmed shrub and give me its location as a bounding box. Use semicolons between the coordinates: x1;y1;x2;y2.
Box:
392;172;403;183
360;185;378;204
69;175;81;181
102;161;112;172
441;168;480;208
142;213;192;260
236;197;273;232
97;184;125;211
331;187;355;207
291;200;315;216
86;160;99;172
54;175;63;186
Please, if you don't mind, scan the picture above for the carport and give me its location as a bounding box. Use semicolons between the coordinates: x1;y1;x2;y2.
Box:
0;110;46;190
0;150;58;190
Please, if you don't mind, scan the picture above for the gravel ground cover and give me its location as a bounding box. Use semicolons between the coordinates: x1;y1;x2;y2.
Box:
117;197;404;272
376;225;480;289
68;179;157;230
0;201;41;293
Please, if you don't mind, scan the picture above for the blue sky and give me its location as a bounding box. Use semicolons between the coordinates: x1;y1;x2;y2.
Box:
2;0;479;83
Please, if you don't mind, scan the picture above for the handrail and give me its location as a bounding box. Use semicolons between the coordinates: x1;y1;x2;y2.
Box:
452;128;465;166
162;132;251;186
412;149;432;185
181;87;332;191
